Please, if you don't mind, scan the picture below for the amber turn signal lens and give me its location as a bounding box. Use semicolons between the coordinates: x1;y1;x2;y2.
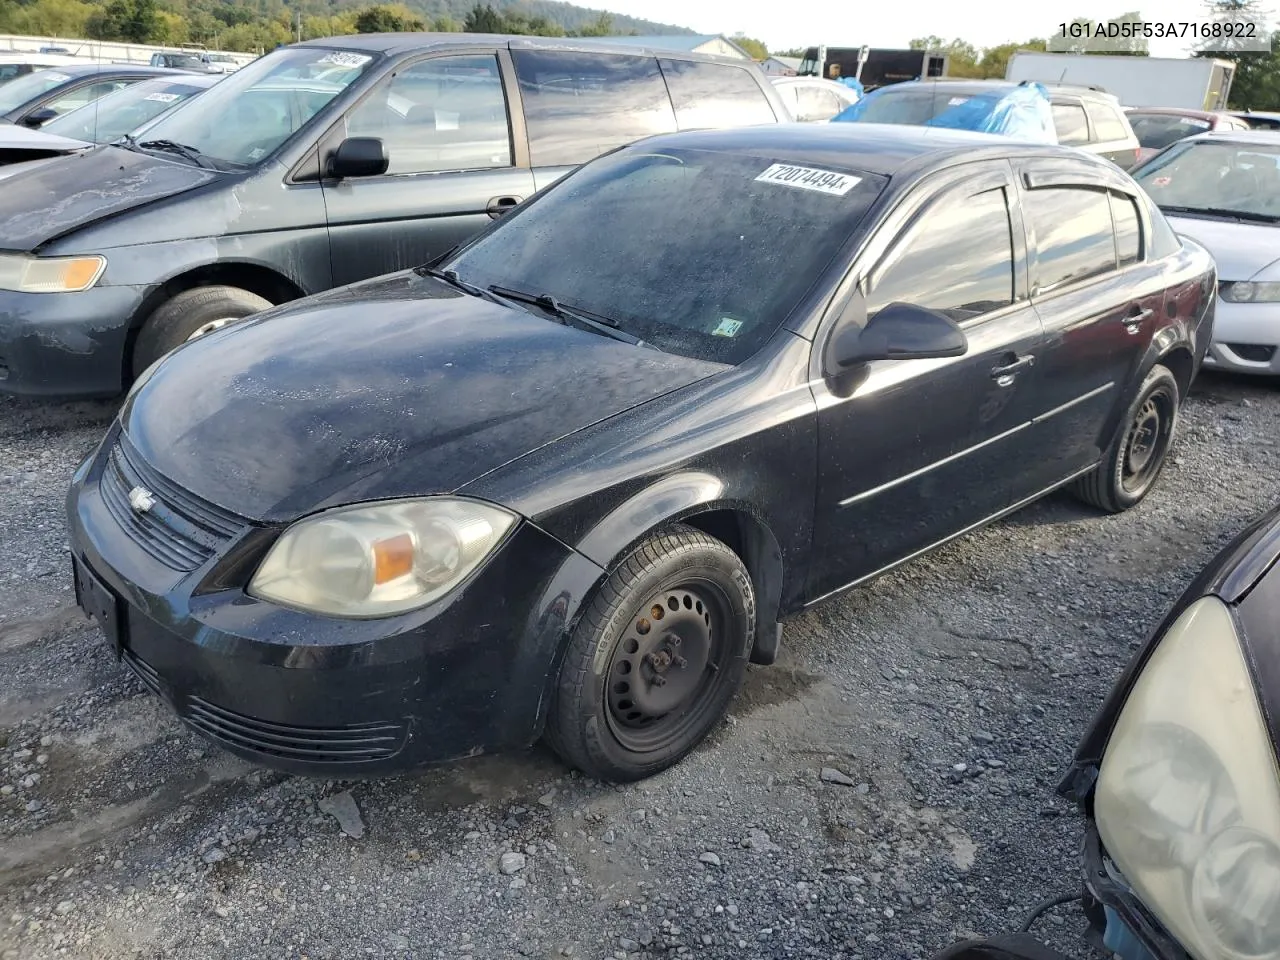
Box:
372;533;415;584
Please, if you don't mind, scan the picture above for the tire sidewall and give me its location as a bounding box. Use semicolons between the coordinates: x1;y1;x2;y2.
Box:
580;545;755;780
133;287;271;376
1107;365;1180;510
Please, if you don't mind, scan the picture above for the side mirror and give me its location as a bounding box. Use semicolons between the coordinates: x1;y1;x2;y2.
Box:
826;300;967;373
22;107;58;128
327;137;388;179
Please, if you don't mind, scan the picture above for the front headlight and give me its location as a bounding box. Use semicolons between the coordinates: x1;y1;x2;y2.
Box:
248;498;516;618
1220;281;1280;303
1095;595;1280;960
0;254;106;293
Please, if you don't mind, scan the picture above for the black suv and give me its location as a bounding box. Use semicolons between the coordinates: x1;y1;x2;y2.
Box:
0;35;787;397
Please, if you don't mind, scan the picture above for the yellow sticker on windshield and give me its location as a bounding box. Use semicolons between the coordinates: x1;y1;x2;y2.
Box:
713;318;743;337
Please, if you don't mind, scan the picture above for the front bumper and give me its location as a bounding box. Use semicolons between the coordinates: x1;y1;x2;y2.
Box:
0;284;149;397
1079;824;1190;960
66;427;604;776
1202;299;1280;376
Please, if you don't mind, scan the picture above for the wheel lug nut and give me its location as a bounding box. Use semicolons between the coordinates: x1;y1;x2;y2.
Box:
672;655;687;668
652;675;666;687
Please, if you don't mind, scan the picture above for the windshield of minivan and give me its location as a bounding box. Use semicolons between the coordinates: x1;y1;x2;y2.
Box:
0;68;72;113
129;47;377;167
1134;139;1280;221
44;77;211;143
443;147;886;364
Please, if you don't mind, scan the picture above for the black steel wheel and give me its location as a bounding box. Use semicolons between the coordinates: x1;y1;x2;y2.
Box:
545;525;756;782
1072;364;1179;513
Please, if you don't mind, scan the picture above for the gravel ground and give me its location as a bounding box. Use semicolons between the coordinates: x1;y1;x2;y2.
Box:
1;372;1277;960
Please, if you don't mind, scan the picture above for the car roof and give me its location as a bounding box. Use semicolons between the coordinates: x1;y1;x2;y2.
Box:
292;32;754;67
1233;110;1280;120
635;122;1092;178
1125;106;1222;120
1184;128;1280;146
33;63;190;78
872;78;1117;102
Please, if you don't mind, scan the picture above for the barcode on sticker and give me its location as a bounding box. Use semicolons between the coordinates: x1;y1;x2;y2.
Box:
754;163;860;196
144;93;180;103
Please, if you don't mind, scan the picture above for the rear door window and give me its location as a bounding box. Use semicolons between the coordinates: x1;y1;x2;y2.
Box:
1052;101;1090;145
658;58;777;130
347;54;513;175
1110;192;1142;266
1087;102;1130;142
512;50;676;167
1025;187;1117;292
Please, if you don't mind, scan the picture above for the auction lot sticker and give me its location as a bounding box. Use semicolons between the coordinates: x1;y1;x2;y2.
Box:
755;163;860;196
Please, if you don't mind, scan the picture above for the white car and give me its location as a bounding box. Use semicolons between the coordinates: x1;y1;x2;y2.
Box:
769;76;859;123
1132;130;1280;376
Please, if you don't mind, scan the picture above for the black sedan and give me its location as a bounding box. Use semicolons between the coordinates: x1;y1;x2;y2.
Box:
67;124;1216;782
0;64;187;128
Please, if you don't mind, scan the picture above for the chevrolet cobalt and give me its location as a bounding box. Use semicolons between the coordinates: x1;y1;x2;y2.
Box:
68;124;1216;781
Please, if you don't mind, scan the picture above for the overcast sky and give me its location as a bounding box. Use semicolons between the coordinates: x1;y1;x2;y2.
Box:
594;0;1268;57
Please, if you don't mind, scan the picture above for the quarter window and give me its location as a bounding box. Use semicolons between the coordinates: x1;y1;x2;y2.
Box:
1052;102;1090;145
659;59;777;129
1087;102;1129;142
1026;187;1117;291
513;50;676;167
346;55;512;176
1110;192;1142;266
796;84;843;121
44;79;134;117
867;186;1015;323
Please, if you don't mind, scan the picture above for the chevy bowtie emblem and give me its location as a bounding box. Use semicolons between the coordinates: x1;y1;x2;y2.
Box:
128;486;157;513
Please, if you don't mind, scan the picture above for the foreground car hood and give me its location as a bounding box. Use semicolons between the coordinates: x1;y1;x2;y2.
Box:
0;145;218;251
122;271;724;523
0;153;67;183
0;123;91;153
1165;215;1280;281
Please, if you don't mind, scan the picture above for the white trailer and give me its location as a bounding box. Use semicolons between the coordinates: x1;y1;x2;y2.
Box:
1005;51;1235;110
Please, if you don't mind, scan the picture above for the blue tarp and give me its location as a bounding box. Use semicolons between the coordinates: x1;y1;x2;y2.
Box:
837;76;864;98
831;81;1058;144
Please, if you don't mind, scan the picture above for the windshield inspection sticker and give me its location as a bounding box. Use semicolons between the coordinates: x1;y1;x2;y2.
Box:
317;51;372;68
144;92;180;103
712;317;743;337
45;72;70;82
755;163;860;196
947;96;969;105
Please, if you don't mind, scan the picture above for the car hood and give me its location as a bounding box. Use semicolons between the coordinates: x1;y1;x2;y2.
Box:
0;123;91;153
0;144;219;251
0;153;67;183
120;271;726;523
1165;214;1280;282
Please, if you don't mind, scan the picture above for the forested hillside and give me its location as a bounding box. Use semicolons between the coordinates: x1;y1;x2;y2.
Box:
0;0;693;53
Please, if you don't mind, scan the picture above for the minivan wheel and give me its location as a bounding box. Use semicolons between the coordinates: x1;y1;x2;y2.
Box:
545;525;756;782
131;285;273;378
1071;364;1179;513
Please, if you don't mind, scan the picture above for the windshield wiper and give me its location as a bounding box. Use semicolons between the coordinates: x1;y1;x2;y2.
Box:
135;138;217;170
425;267;502;303
1159;204;1280;223
488;284;650;348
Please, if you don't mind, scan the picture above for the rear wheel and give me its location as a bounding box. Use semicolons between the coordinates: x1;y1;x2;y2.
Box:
131;285;273;378
544;525;755;782
1071;364;1179;513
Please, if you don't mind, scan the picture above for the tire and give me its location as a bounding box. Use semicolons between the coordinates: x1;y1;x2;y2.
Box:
1071;364;1180;513
131;285;273;378
545;524;756;782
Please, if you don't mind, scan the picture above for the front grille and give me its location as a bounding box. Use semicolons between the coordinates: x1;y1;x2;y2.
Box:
99;438;243;572
1226;343;1277;363
185;696;408;765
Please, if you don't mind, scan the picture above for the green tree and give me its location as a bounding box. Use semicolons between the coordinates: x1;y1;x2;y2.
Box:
1093;11;1149;55
463;2;504;32
910;36;983;76
730;33;768;59
354;4;425;32
1195;3;1280;108
434;14;462;31
977;38;1047;78
85;0;160;42
572;11;613;36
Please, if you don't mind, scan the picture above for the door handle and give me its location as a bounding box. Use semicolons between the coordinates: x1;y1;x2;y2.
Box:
486;195;522;219
1123;307;1153;333
990;354;1035;384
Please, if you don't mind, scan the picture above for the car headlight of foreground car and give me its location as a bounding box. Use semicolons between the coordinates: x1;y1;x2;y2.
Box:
0;254;106;293
1219;281;1280;303
1094;595;1280;960
248;498;517;618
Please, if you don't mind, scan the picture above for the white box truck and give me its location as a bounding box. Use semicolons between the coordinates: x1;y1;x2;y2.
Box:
1005;51;1235;110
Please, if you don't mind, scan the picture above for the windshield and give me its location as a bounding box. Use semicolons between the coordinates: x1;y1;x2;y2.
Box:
0;68;71;113
443;146;886;364
43;78;209;143
132;47;377;167
850;87;999;125
1128;113;1214;150
163;54;204;69
1135;139;1280;220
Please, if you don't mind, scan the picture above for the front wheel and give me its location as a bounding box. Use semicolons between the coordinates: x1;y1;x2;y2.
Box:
544;525;756;782
1071;363;1179;513
131;285;273;378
